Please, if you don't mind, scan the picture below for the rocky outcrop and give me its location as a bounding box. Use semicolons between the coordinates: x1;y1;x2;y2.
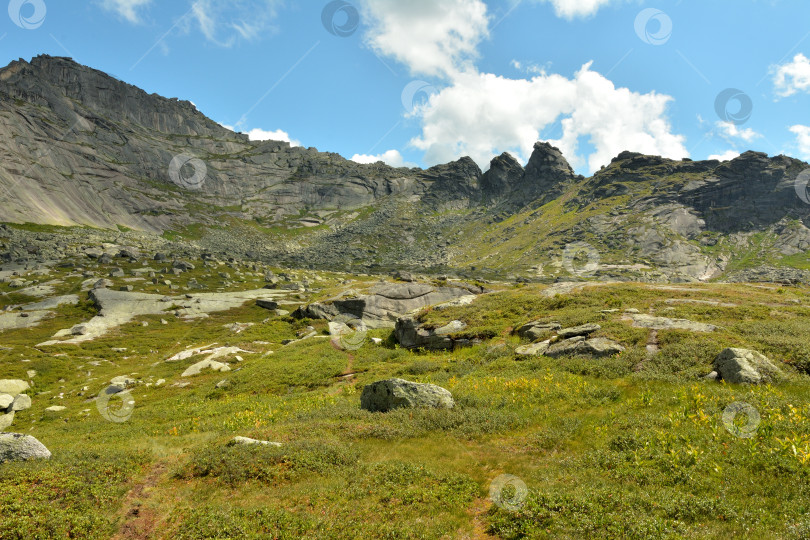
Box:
626;314;716;332
521;142;579;204
360;379;454;412
294;282;482;328
481;152;525;205
394;317;474;350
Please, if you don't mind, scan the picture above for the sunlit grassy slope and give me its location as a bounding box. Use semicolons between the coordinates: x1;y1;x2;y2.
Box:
1;261;810;539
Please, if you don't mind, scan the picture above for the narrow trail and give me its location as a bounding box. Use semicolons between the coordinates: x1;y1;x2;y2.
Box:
112;461;169;540
461;498;498;539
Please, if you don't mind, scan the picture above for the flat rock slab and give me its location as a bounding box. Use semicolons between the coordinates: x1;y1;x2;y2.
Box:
0;310;51;331
360;378;454;412
182;359;231;377
167;345;252;364
229;436;282;447
664;298;737;307
515;341;551;357
16;281;60;297
0;433;51;462
625;314;716;332
558;323;601;339
38;288;292;345
22;294;80;311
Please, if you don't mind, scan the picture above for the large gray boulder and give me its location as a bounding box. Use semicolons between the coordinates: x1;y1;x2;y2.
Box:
10;394;31;412
0;433;51;462
0;380;29;395
545;336;625;358
713;348;782;384
360;378;454;412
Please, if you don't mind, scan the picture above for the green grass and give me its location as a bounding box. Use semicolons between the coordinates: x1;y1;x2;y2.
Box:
1;262;810;538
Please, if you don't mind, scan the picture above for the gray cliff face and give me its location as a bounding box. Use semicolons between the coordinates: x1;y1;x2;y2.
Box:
0;56;507;231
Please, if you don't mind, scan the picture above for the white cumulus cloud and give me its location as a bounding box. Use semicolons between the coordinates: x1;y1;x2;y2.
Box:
410;63;688;174
359;0;687;174
716;121;760;143
791;125;810;160
245;128;300;147
351;150;415;168
531;0;619;19
98;0;152;23
707;150;740;162
218;123;300;146
773;53;810;98
361;0;489;79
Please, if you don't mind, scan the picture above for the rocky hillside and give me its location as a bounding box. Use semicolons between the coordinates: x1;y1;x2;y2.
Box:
2;55;810;282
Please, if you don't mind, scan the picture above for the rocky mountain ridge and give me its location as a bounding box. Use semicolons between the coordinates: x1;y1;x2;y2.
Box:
2;55;810;282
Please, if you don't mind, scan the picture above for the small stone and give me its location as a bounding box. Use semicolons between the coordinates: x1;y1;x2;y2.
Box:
45;406;66;412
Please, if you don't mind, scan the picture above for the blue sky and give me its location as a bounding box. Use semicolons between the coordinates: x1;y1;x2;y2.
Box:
3;0;810;174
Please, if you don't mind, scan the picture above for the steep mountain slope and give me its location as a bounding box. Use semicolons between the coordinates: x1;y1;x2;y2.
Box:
2;55;810;282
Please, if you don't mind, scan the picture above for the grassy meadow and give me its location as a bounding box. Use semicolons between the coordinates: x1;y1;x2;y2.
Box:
1;261;809;539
